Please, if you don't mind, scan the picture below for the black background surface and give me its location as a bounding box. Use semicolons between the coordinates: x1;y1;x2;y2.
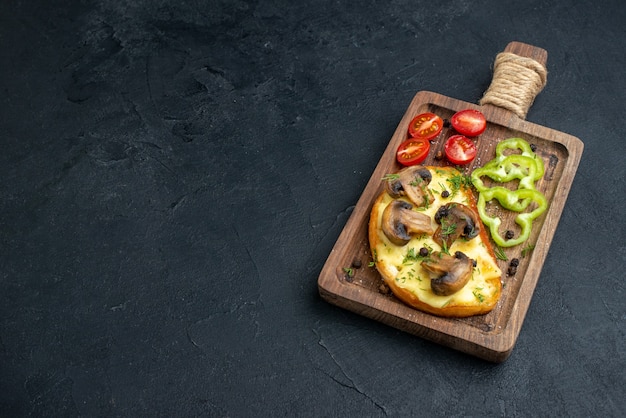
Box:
1;0;624;416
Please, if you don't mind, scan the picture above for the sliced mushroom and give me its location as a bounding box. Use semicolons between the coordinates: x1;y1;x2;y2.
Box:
385;166;434;208
421;251;474;296
433;203;481;249
381;200;433;246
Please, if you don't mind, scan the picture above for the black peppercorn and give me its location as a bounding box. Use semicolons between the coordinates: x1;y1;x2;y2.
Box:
419;247;429;257
441;190;450;198
505;230;515;240
507;258;520;276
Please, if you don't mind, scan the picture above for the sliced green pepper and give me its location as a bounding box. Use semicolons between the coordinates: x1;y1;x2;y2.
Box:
471;137;548;247
472;154;539;192
494;137;545;180
475;185;533;212
477;188;547;247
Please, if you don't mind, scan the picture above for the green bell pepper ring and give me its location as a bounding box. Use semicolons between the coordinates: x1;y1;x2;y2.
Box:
476;185;533;212
494;137;545;180
477;187;548;247
471;154;539;192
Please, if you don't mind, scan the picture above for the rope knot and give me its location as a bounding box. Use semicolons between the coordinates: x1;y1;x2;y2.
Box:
479;52;548;119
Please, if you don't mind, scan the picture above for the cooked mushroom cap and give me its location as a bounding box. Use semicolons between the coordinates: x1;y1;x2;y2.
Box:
433;203;481;249
421;251;474;296
381;200;433;246
385;166;434;208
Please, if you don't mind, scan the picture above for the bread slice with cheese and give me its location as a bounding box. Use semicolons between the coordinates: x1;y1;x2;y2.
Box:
369;166;502;317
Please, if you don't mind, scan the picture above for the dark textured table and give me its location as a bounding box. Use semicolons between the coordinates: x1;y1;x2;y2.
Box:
1;1;624;416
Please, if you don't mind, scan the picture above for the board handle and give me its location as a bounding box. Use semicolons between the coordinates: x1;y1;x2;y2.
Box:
479;42;548;119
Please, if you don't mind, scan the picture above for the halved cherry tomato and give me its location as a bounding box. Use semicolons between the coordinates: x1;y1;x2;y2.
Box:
408;112;443;141
444;135;477;165
396;138;431;166
450;109;487;137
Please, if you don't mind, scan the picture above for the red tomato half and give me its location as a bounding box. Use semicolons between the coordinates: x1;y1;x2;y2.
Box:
396;138;431;166
408;112;443;141
444;135;477;165
450;109;487;137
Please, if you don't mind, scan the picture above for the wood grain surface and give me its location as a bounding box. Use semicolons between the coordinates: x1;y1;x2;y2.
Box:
318;42;584;362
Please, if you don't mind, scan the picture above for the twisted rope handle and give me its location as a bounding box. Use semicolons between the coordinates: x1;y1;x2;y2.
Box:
479;52;548;119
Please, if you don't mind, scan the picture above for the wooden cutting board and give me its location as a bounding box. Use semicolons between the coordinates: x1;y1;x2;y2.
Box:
317;42;584;362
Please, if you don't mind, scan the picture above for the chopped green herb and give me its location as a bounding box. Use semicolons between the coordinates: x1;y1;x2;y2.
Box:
381;173;400;182
440;240;450;255
521;244;536;258
473;288;485;303
439;218;457;240
403;247;418;264
403;247;432;264
446;173;472;197
493;246;508;261
409;177;424;187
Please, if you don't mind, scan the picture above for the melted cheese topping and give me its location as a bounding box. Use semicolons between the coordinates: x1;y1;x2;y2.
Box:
371;167;502;312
